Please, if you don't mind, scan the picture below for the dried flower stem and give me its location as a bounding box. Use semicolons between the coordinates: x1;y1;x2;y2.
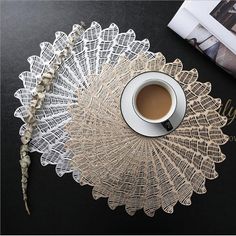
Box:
19;22;86;215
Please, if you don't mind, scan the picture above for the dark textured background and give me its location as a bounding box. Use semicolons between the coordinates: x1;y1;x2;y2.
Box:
1;0;236;234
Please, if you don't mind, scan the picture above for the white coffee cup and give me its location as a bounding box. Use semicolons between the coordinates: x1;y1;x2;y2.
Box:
132;79;177;131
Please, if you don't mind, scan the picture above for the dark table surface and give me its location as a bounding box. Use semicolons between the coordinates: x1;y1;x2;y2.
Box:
1;0;236;234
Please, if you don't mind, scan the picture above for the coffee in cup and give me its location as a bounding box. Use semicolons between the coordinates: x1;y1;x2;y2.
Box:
133;80;176;131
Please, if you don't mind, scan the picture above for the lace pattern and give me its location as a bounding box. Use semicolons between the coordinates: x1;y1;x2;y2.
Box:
65;53;228;217
14;22;228;216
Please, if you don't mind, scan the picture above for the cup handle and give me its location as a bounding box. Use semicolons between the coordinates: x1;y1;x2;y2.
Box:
161;120;173;131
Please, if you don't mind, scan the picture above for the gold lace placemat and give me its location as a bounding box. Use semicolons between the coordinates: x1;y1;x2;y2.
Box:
66;53;229;217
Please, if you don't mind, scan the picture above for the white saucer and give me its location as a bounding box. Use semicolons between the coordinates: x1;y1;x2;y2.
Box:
120;71;186;137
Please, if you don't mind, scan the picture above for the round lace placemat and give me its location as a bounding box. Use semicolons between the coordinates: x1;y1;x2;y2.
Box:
14;21;228;216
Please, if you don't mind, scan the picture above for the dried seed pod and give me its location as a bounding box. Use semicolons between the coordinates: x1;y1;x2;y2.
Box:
17;23;86;215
